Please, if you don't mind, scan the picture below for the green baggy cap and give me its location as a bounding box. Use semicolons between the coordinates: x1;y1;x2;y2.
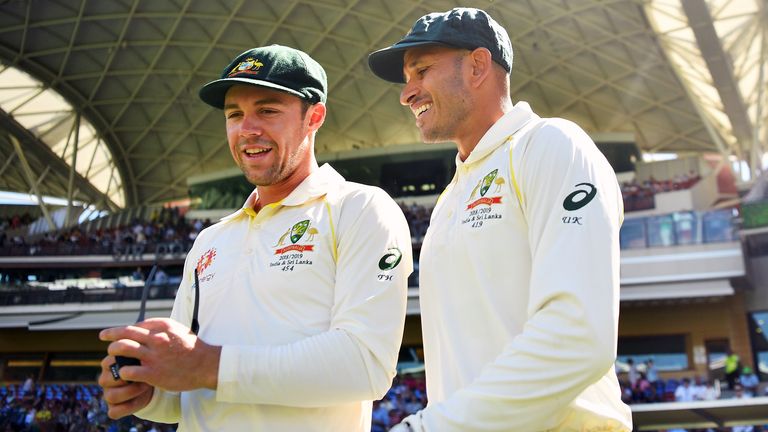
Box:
200;44;327;109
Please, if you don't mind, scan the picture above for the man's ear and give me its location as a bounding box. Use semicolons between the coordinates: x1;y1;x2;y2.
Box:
467;47;493;88
307;102;326;131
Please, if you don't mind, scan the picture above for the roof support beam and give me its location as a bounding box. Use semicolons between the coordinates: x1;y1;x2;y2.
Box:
0;43;134;207
9;134;56;231
682;0;754;164
645;2;731;160
0;109;117;211
0;152;16;178
65;113;81;228
31;166;51;193
753;27;766;175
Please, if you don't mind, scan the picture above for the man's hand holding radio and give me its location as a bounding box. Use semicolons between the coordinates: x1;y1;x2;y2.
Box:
98;317;221;419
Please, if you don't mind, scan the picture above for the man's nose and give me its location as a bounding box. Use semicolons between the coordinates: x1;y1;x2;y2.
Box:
240;114;263;136
400;80;418;106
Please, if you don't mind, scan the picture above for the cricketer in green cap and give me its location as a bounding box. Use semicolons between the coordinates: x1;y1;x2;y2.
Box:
196;44;330;197
98;43;413;432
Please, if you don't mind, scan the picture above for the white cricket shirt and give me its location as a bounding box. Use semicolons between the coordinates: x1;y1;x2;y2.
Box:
136;164;412;431
409;103;633;431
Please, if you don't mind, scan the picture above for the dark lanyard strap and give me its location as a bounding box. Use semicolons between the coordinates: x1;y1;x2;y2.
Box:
136;265;157;322
191;269;200;335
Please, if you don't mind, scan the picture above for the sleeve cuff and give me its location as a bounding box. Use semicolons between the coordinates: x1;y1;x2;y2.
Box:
133;388;181;424
216;344;239;402
216;345;268;404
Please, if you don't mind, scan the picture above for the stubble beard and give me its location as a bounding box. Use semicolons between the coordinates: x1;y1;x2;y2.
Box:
420;94;471;143
236;137;277;186
244;166;278;187
240;135;310;188
420;60;471;143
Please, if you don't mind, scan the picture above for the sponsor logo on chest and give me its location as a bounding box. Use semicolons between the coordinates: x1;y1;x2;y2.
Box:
196;248;217;283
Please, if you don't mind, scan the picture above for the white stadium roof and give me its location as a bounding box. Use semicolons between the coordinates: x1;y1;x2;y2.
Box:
0;0;765;209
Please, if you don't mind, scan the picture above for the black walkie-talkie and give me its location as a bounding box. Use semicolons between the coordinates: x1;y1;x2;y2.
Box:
110;265;157;380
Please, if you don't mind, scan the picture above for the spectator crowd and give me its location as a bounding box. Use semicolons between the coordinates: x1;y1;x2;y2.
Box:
0;207;212;261
2;364;764;432
0;374;428;432
0;212;35;252
0;380;170;432
622;171;701;212
0;212;35;232
371;374;427;432
398;202;431;243
620;357;766;432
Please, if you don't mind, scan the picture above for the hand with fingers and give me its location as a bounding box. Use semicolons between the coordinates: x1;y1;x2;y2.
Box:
98;355;154;419
99;317;222;396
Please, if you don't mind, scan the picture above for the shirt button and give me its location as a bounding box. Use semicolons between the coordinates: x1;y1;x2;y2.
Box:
245;248;254;255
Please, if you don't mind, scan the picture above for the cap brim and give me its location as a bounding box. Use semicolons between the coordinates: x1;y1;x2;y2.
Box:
199;77;306;109
368;41;445;84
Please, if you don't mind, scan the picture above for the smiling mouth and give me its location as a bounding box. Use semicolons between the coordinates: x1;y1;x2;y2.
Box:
414;103;432;117
244;148;270;156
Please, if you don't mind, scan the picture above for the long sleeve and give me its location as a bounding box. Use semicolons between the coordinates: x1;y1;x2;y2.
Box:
216;188;412;407
413;119;626;431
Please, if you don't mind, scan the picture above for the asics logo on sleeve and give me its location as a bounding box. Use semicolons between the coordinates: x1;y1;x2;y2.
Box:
563;183;596;211
378;248;403;270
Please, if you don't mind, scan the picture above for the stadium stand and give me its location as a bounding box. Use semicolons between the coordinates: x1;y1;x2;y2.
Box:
0;382;172;431
0;206;209;260
621;172;702;213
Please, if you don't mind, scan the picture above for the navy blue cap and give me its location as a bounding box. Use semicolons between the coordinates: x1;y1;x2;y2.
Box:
368;8;513;83
200;45;327;109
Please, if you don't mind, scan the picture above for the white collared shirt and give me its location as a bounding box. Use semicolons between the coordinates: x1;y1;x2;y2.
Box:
413;102;632;431
136;164;412;431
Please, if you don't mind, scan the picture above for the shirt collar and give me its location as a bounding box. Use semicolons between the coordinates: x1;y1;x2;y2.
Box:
220;163;344;221
281;163;344;206
459;101;539;167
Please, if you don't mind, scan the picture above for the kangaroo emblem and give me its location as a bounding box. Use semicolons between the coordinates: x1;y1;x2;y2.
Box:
274;229;291;246
467;179;482;202
494;176;506;192
306;227;319;241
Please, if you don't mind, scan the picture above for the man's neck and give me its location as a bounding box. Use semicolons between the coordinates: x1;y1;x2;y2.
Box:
455;105;508;161
253;163;317;211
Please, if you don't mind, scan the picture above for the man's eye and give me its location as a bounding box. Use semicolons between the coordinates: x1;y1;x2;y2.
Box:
405;67;427;83
225;112;242;120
